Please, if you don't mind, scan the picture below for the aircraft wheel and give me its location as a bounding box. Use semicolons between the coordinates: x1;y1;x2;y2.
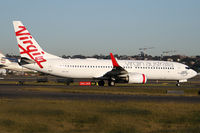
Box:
176;83;180;87
108;80;115;86
98;80;105;86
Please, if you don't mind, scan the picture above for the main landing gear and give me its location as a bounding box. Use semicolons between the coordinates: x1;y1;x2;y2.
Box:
98;80;116;86
98;80;105;86
108;80;115;86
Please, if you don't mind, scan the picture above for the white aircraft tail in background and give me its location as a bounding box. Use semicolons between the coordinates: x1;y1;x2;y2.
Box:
0;52;33;72
13;21;197;86
0;52;12;66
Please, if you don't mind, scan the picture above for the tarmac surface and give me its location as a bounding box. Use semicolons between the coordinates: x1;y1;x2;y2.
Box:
0;84;200;103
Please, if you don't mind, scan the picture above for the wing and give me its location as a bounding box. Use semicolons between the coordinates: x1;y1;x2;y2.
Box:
102;53;128;79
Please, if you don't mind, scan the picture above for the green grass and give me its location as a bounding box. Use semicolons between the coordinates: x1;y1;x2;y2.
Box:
0;98;200;133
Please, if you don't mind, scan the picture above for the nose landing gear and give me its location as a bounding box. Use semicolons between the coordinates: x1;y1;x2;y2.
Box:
176;82;181;87
176;80;181;87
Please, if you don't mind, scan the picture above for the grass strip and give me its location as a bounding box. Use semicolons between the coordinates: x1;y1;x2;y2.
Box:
0;98;199;133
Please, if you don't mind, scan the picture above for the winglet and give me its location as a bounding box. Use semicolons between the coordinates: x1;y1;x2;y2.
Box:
110;53;120;67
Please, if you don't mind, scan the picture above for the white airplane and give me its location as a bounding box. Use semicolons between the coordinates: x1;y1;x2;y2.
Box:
0;52;33;72
12;21;197;86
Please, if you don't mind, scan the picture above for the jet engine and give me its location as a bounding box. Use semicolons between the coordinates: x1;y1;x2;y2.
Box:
127;73;147;84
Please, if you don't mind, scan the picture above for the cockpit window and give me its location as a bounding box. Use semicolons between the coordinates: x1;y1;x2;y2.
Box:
185;67;190;69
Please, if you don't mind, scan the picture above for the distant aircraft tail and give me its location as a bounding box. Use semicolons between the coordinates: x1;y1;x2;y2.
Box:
0;52;11;66
13;21;60;69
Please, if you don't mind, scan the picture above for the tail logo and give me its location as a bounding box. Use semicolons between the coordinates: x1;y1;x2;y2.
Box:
16;26;46;68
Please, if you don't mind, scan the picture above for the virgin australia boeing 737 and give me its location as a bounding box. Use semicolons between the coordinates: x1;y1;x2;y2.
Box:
13;21;197;86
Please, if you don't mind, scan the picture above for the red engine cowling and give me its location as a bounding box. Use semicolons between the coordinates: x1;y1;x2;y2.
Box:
128;73;147;84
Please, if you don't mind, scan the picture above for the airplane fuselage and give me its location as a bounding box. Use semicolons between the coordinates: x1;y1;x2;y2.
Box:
24;58;197;81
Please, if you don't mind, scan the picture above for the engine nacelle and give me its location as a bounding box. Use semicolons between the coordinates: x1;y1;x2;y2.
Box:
128;73;147;84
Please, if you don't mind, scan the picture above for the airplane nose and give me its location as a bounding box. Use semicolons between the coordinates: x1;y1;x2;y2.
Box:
191;69;197;78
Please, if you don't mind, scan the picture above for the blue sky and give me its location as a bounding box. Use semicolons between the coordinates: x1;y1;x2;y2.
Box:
0;0;199;56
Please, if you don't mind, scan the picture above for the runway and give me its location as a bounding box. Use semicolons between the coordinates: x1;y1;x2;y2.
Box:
0;84;200;103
